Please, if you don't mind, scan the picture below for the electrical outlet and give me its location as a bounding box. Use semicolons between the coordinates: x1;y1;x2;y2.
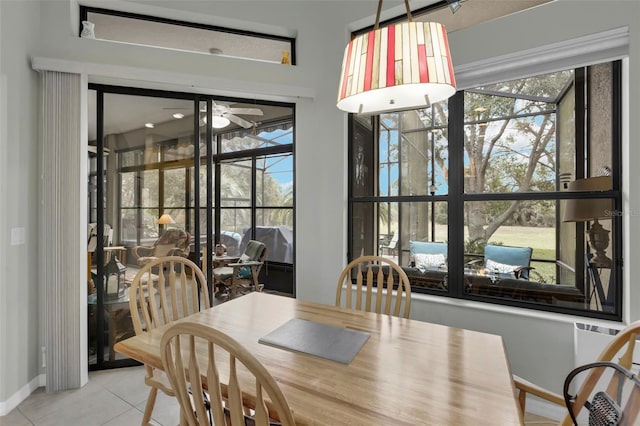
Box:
11;227;25;245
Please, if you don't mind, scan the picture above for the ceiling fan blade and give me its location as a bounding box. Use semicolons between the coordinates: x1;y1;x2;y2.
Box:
226;114;253;128
227;108;263;116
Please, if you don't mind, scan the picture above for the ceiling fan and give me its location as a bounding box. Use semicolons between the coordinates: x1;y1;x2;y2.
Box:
210;104;263;129
164;103;263;129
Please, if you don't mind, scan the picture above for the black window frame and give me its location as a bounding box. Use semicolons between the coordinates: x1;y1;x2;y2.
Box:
347;61;623;321
79;6;297;65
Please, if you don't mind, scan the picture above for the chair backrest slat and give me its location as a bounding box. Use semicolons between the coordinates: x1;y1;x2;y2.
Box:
228;356;245;426
207;341;226;426
336;255;411;319
129;256;210;335
161;322;296;426
365;264;374;312
374;265;383;314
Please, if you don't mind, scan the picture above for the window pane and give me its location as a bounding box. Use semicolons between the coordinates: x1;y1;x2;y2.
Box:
400;129;449;196
141;170;159;207
220;160;252;207
351;116;375;197
221;122;293;153
380;109;449;197
164;140;197;161
85;10;294;64
256;154;293;207
121;172;135;207
464;71;575;194
401;201;448;293
463;198;616;313
164;168;186;207
378;201;450;264
379;115;399;196
121;209;137;241
120;150;143;167
140;208;160;239
199;166;211;209
256;208;293;228
352;203;377;259
221;208;251;235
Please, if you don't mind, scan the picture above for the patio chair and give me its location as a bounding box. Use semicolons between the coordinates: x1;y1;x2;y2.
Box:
131;228;191;266
213;240;267;300
409;240;448;270
379;231;399;256
468;243;533;279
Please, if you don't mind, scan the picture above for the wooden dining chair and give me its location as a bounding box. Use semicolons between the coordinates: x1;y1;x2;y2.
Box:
161;321;296;426
336;255;412;318
128;256;211;425
514;320;640;425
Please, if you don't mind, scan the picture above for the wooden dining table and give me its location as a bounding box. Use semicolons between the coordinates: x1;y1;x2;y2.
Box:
114;292;523;425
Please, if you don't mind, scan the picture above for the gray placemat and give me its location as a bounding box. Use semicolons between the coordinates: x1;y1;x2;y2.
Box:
258;318;370;364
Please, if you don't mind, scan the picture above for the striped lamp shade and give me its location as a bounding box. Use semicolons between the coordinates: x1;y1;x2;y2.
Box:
337;21;456;114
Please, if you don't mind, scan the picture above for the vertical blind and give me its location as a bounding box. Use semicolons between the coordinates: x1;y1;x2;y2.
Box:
39;71;83;391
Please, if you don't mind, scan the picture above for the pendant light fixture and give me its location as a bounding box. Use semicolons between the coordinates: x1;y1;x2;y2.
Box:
337;0;456;114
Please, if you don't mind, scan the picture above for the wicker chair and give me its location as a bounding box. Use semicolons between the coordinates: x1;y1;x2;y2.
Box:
131;228;191;266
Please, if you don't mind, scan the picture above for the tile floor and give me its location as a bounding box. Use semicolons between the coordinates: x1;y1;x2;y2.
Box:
1;363;557;425
1;366;180;426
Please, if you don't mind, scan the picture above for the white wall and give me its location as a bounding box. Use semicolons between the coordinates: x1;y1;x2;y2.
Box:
1;0;639;416
0;0;42;407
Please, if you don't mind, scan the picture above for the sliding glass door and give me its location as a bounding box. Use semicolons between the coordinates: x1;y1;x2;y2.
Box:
87;86;295;370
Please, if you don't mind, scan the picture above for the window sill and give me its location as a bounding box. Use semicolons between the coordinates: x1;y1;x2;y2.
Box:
409;291;626;328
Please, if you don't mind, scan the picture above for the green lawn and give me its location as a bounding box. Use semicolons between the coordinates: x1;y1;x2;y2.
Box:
434;224;556;253
487;226;555;253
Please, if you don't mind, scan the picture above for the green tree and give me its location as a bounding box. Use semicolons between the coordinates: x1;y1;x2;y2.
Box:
463;71;570;243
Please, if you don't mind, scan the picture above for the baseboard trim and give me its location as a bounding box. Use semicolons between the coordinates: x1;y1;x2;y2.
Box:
0;374;45;416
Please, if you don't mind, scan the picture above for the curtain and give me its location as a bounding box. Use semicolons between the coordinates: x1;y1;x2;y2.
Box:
39;71;84;391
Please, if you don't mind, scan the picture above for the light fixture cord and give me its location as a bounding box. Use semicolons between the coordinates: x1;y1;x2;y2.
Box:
374;0;413;30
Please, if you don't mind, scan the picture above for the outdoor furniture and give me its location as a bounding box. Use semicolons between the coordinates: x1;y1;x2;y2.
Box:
468;244;533;279
131;228;191;266
213;240;267;300
336;255;411;318
514;320;640;425
161;322;296;426
379;231;399;255
128;256;210;425
409;240;448;270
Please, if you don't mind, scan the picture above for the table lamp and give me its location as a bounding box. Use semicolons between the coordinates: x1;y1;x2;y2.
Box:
157;213;175;225
563;176;613;268
157;213;175;234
